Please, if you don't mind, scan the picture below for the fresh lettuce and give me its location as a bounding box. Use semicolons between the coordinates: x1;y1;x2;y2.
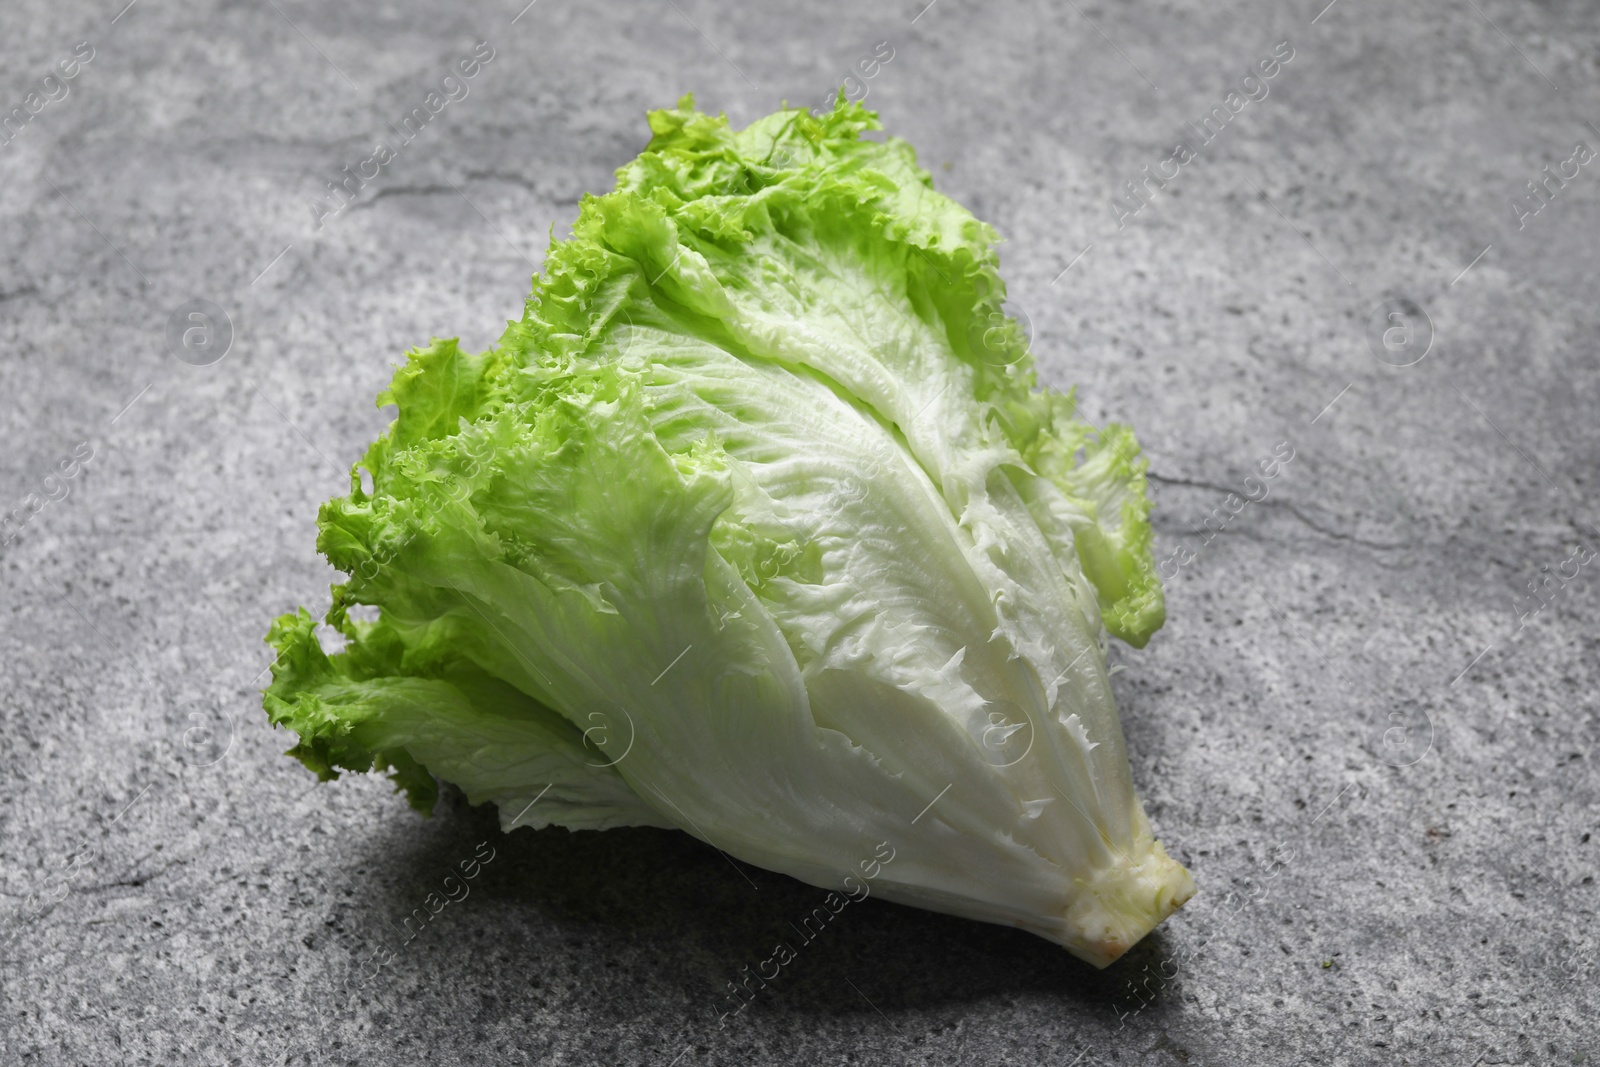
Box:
263;95;1190;966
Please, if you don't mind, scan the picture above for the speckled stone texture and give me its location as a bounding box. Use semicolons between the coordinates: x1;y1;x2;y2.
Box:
1;0;1594;1063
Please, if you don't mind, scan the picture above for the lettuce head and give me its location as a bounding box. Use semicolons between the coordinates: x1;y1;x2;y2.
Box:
263;94;1191;967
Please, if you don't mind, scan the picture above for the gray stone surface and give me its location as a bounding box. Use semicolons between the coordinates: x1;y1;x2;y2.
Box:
1;0;1594;1063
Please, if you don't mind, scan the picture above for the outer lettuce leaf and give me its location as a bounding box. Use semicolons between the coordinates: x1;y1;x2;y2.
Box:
262;95;1186;966
264;607;669;830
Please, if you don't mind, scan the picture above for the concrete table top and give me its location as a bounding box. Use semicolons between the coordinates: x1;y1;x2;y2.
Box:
1;0;1594;1064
